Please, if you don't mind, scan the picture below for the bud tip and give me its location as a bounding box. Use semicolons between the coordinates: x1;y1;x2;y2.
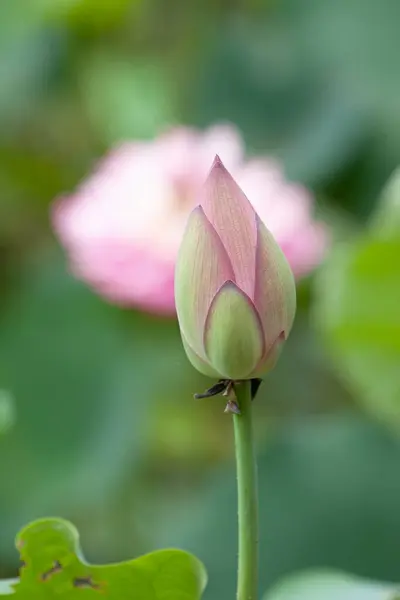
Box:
212;154;224;168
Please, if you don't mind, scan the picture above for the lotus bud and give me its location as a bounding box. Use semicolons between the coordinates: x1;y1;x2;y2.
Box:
175;156;296;381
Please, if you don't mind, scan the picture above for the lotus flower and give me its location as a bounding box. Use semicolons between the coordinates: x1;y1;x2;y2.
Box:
52;124;328;315
175;156;296;380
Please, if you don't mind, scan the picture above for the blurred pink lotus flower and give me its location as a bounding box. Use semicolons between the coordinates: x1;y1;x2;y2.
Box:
52;124;328;315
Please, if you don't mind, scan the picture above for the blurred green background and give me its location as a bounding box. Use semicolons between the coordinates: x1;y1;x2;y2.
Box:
1;0;400;598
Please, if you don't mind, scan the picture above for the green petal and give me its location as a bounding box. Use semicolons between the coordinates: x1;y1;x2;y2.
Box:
254;215;296;345
175;206;234;358
204;281;264;380
181;332;222;379
251;331;285;377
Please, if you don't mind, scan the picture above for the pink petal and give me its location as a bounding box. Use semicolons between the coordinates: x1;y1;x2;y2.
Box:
174;206;235;357
253;215;296;349
200;156;258;300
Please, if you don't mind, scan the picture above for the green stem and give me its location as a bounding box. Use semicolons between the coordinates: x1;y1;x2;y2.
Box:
233;381;259;600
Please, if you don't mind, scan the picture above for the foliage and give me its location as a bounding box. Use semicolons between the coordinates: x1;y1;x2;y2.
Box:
0;518;206;599
1;0;400;598
314;171;400;429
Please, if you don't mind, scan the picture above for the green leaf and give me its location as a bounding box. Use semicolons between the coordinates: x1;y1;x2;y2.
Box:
313;237;400;427
313;169;400;425
263;570;398;600
0;518;207;599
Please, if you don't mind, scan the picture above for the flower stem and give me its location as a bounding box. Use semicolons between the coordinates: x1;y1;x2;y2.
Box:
233;380;259;600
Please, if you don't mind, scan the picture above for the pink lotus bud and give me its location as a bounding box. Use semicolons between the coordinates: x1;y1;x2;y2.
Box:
175;156;296;380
